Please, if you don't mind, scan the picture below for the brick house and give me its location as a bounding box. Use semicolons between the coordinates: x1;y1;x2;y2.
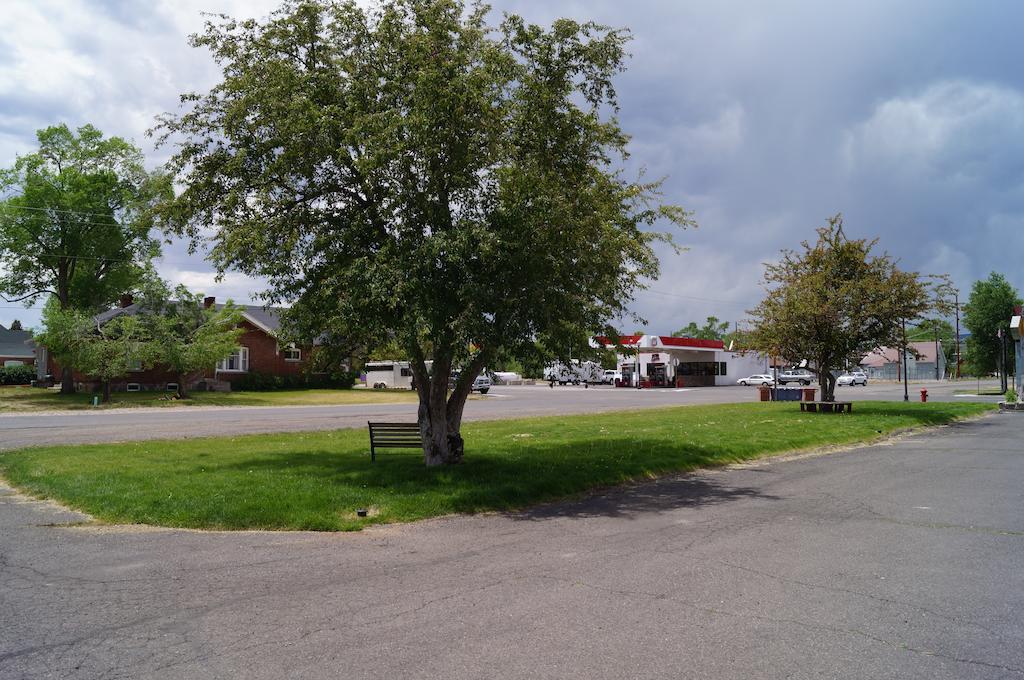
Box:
47;296;315;392
0;324;36;368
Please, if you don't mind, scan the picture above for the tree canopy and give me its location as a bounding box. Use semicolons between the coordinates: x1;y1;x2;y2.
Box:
137;281;244;399
0;124;171;392
964;272;1021;376
748;215;933;401
673;316;731;341
157;0;692;465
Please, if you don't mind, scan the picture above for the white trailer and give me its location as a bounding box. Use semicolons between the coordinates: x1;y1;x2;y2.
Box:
365;360;435;389
543;360;604;385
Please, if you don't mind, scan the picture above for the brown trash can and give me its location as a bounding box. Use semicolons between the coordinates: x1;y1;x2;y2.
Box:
758;386;771;401
801;387;816;402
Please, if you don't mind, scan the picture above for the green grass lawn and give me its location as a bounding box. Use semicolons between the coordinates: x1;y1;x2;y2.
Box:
0;385;417;412
0;401;992;532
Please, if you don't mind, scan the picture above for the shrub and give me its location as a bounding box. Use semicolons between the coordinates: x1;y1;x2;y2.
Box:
1007;387;1019;404
232;371;357;392
0;364;37;385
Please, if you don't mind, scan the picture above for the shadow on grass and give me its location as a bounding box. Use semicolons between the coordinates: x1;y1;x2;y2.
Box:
831;403;986;425
212;435;788;522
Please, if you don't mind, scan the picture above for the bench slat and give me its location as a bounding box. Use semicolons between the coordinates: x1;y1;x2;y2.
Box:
368;421;423;462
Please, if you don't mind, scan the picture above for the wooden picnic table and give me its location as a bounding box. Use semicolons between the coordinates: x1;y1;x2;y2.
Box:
799;401;853;413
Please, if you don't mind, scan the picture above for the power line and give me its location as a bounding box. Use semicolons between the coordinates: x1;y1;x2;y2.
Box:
2;252;204;265
643;287;751;309
0;211;153;231
0;203;131;219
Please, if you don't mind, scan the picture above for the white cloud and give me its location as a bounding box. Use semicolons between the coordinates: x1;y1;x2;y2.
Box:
161;266;268;306
843;80;1024;182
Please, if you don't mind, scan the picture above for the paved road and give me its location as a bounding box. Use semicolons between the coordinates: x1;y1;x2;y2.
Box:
0;380;1003;450
2;413;1022;678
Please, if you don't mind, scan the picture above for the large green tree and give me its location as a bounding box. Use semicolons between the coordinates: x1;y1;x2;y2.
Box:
672;316;730;341
964;272;1021;377
156;0;691;465
0;124;171;392
748;215;933;401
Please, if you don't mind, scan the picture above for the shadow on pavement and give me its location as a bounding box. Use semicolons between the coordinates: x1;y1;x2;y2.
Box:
512;474;782;522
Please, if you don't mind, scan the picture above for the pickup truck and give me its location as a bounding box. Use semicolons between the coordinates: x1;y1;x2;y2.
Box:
777;370;815;385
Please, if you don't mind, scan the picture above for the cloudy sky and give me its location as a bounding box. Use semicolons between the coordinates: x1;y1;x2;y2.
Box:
3;0;1023;332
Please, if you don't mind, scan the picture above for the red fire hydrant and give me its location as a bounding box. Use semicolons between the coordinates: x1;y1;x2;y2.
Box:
920;388;928;403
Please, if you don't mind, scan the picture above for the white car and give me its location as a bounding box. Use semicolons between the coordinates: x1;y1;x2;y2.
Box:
737;374;775;386
837;372;868;386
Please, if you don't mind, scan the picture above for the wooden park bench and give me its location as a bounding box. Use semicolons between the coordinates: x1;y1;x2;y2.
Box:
799;401;853;414
368;422;422;462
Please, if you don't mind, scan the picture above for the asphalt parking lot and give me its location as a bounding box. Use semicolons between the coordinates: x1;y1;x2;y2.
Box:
0;379;1004;450
1;410;1021;679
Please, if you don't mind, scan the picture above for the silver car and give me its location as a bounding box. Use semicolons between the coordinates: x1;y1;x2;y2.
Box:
471;375;491;394
737;374;776;386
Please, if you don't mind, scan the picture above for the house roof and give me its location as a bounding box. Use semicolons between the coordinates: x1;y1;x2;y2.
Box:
860;342;942;368
0;327;35;358
94;302;289;337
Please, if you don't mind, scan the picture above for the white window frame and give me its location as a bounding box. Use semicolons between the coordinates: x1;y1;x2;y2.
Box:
283;344;302;362
217;346;249;373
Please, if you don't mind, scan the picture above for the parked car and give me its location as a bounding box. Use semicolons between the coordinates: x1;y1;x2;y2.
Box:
778;369;815;385
602;369;622;384
737;374;775;386
837;372;868;386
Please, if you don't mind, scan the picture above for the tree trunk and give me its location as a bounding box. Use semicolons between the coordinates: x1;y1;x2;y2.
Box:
410;350;489;466
821;371;837;402
415;354;455;466
60;366;75;395
102;380;111;404
177;372;189;399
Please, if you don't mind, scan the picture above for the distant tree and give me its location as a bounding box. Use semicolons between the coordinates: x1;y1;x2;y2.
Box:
79;314;154;403
748;215;933;401
32;300;94;388
0;124;171;393
139;283;243;399
964;272;1021;376
8;319;22;331
907;318;956;375
673;316;731;341
156;0;692;465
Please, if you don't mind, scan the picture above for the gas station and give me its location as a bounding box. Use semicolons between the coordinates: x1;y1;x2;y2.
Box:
597;334;766;388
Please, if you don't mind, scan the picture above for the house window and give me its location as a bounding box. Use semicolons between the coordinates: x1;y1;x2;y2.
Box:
283;345;301;362
218;347;249;372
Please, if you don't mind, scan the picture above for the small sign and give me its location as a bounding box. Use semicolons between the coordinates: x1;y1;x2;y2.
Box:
652;353;660;361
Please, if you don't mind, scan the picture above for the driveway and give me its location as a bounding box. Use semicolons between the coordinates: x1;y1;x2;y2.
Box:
0;380;1003;450
1;413;1021;678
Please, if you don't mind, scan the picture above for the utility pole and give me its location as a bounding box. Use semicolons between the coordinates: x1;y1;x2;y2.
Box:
902;317;909;401
934;321;940;380
999;328;1008;393
954;290;962;379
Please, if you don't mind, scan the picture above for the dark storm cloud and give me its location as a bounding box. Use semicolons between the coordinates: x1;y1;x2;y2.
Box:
487;0;1024;330
3;0;1024;332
